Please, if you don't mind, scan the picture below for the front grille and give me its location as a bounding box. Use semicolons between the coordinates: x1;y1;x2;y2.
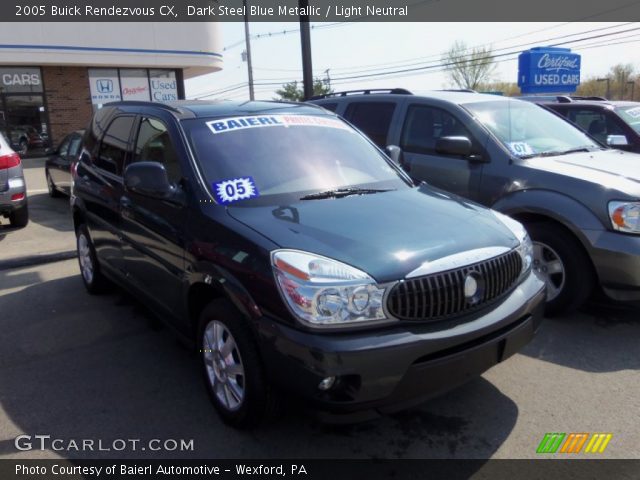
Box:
387;249;522;321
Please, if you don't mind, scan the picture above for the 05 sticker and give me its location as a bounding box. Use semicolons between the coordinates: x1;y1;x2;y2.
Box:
213;177;259;204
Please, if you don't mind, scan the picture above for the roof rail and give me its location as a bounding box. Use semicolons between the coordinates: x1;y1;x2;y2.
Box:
556;95;573;103
309;88;412;100
103;100;183;114
569;95;608;101
438;89;478;93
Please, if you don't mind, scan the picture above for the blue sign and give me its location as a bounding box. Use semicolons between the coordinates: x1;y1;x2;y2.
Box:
518;47;581;94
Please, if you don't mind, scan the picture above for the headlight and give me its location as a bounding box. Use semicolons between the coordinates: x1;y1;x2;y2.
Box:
492;211;533;279
609;201;640;234
271;250;392;327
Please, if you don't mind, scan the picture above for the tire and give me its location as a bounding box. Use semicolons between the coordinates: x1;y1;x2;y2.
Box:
76;223;109;294
18;139;28;156
9;205;29;228
46;171;62;198
525;221;595;315
198;300;279;429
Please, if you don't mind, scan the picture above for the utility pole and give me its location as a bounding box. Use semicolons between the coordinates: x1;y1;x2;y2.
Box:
243;0;255;100
299;0;313;101
597;77;610;99
628;80;635;101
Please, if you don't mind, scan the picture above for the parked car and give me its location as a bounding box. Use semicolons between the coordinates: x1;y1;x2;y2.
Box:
71;100;545;428
310;89;640;313
45;130;84;197
0;131;28;228
5;125;46;156
522;95;640;153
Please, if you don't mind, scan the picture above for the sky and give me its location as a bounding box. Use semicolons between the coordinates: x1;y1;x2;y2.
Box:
185;22;640;100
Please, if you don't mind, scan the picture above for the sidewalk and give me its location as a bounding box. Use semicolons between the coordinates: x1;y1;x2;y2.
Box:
0;157;76;269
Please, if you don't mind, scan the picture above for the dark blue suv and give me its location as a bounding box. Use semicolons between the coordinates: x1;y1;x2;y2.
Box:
71;100;545;428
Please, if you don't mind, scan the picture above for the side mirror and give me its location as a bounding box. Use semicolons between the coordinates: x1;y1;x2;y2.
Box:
384;144;410;172
124;161;172;198
435;136;472;157
607;134;629;147
384;145;403;164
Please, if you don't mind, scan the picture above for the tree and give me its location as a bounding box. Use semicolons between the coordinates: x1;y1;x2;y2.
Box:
477;81;520;97
442;41;496;90
274;79;333;102
576;63;636;100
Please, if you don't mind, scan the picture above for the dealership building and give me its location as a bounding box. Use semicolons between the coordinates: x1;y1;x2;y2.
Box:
0;22;222;153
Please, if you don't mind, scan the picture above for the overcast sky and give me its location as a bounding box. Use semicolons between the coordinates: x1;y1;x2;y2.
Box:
185;22;640;99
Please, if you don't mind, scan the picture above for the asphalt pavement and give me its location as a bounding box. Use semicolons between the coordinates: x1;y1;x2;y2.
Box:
0;157;75;267
0;160;638;461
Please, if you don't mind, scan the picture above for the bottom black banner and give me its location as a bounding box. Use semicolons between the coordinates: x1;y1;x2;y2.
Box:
2;459;639;480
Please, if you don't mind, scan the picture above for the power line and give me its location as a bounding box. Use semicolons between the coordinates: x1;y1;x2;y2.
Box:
325;22;636;77
191;24;640;99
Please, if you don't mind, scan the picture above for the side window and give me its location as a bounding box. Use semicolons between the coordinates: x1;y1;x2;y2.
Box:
96;116;135;176
569;109;624;144
400;104;474;155
58;137;71;156
134;117;182;183
343;102;396;148
319;102;338;112
68;136;82;157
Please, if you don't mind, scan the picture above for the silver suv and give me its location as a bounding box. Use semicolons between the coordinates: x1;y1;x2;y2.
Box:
0;132;28;228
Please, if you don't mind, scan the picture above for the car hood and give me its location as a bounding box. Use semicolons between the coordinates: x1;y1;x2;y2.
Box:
227;186;519;283
524;149;640;196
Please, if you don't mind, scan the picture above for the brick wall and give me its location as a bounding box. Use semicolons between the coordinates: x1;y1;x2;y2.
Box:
42;66;93;146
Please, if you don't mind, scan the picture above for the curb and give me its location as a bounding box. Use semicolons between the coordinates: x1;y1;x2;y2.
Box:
0;250;76;271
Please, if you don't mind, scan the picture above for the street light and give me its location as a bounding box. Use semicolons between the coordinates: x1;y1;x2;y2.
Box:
597;77;610;99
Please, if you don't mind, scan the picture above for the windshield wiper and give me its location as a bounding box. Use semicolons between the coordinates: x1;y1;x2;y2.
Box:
300;188;394;200
520;146;594;159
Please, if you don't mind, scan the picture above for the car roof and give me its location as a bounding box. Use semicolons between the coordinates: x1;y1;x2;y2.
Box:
104;99;328;119
311;89;514;105
522;96;640;108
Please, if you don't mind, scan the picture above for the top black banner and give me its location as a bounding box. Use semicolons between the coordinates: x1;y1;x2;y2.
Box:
5;0;640;21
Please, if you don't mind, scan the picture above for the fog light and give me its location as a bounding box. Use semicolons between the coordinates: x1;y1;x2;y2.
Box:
318;376;336;391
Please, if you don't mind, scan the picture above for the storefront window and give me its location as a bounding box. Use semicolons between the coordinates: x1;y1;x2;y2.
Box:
0;67;49;156
89;68;180;109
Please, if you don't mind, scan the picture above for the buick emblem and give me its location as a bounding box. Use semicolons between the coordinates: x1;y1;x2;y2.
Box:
464;274;478;297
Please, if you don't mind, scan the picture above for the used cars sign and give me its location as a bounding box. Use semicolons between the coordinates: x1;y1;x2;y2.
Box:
518;47;581;94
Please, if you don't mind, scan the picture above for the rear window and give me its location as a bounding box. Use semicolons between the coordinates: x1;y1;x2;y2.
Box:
183;114;408;206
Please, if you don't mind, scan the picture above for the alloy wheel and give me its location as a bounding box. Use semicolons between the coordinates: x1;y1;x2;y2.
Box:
202;320;245;411
77;233;94;285
532;241;566;302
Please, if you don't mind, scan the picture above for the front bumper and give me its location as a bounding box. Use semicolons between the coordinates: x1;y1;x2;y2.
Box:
0;177;27;213
584;229;640;301
258;272;545;420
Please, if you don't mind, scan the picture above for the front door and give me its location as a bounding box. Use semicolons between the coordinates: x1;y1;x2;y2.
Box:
119;116;187;315
399;103;484;199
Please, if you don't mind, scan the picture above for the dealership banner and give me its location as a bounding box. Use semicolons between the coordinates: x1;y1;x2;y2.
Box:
3;459;640;479
3;0;640;21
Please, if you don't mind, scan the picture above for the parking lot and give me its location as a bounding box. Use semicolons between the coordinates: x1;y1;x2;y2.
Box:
0;159;638;460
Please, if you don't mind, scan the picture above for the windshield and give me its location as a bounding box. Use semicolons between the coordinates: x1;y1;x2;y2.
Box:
615;105;640;134
463;100;601;158
183;114;409;206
